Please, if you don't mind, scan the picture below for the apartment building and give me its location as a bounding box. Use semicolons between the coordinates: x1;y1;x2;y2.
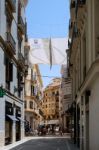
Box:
60;65;72;132
42;78;61;126
25;64;43;132
0;0;29;147
68;0;99;150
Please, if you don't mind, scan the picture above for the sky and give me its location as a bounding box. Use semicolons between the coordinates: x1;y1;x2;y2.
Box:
26;0;70;87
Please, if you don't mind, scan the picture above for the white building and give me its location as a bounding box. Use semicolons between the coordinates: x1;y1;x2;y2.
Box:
25;64;43;132
0;0;28;147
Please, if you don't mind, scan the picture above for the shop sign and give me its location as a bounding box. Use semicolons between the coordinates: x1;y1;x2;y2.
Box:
0;87;6;97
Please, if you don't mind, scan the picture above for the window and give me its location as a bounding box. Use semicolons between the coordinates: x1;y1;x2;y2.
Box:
56;98;59;102
24;101;27;108
33;72;36;81
31;69;33;80
30;101;33;109
18;1;22;16
17;72;23;97
52;92;55;96
18;37;22;52
31;85;34;96
5;56;13;90
56;91;59;96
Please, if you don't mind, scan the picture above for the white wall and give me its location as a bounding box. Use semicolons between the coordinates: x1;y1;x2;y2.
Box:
89;77;99;150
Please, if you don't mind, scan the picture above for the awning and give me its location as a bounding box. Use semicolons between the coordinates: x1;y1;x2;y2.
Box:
40;119;59;125
29;38;68;66
17;117;25;122
47;120;59;125
7;115;19;121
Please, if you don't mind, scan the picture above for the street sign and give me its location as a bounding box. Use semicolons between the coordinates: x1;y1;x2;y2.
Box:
0;87;6;97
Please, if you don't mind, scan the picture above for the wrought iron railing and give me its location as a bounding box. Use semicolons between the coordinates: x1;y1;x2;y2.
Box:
6;32;16;53
18;52;25;64
6;0;16;12
18;16;25;32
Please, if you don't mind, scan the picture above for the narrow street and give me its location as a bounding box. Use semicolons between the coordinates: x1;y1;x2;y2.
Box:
10;137;79;150
1;0;99;149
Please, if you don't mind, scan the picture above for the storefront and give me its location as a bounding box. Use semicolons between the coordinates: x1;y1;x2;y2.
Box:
5;101;13;145
5;101;22;144
16;106;21;141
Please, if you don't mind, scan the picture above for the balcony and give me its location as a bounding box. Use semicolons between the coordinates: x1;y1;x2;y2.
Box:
70;1;76;20
78;0;86;6
69;25;79;63
24;44;30;66
18;52;25;66
70;1;75;9
6;0;16;13
6;32;16;55
69;20;74;38
18;16;25;34
25;108;36;114
76;0;86;20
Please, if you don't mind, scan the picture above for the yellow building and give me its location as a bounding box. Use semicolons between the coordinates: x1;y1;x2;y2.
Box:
42;78;61;125
25;64;43;132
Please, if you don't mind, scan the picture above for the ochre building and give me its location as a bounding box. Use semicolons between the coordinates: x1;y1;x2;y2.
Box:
42;78;61;125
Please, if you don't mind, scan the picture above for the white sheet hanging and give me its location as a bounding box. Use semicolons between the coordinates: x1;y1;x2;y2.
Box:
29;38;68;65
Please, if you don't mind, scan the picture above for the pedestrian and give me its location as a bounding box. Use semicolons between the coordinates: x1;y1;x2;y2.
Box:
59;126;63;136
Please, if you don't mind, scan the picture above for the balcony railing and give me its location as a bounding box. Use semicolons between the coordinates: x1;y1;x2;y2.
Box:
69;19;73;30
78;0;86;6
18;52;25;65
6;0;16;12
70;1;75;9
18;16;25;34
75;0;86;18
6;32;16;54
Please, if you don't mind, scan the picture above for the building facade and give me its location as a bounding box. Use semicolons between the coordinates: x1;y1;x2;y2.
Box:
0;0;28;147
25;64;43;132
68;0;99;150
42;78;61;126
60;65;72;132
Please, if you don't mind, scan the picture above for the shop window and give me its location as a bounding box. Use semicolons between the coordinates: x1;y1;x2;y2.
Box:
16;106;21;118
